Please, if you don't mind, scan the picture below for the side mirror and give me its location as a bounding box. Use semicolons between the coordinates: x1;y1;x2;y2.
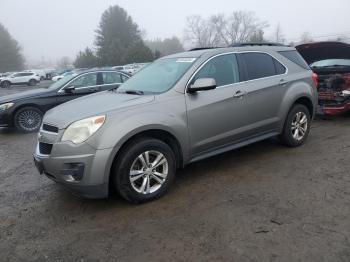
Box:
64;86;75;93
188;78;217;93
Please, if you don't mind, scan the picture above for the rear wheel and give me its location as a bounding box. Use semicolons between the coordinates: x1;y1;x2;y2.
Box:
28;79;37;86
14;107;43;132
280;104;311;147
113;138;176;203
1;81;11;88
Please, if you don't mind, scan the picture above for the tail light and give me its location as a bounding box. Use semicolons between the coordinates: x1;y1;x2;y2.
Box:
312;73;318;88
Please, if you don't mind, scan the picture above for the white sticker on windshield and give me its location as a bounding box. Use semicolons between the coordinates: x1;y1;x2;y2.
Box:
176;58;196;63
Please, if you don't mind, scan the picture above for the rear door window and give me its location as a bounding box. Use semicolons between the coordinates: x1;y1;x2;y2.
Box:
274;59;287;75
102;72;122;84
241;53;282;81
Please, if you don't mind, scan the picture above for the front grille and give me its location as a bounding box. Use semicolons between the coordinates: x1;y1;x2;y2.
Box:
39;142;53;155
42;124;59;133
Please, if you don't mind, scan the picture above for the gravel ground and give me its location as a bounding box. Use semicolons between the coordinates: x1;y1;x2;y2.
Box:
0;86;350;262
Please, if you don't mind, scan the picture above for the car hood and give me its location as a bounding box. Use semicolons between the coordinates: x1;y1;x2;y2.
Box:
44;91;155;129
296;42;350;65
0;88;50;104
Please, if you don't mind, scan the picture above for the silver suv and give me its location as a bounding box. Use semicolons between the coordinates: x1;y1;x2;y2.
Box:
34;44;318;203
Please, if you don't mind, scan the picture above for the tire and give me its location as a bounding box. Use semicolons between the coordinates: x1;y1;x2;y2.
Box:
280;104;311;147
40;76;44;81
28;79;37;86
1;81;11;88
113;138;176;203
14;106;43;133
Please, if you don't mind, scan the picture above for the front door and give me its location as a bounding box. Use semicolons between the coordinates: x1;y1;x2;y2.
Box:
56;72;100;105
186;53;250;156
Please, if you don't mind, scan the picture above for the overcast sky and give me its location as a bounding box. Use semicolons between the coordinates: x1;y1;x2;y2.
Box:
1;0;350;64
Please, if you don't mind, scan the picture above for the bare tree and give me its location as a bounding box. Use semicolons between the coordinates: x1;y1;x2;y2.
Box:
299;32;314;44
57;56;71;69
273;23;285;43
184;15;221;47
184;11;268;48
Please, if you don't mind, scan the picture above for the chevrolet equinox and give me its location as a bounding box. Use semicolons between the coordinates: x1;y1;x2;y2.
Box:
34;44;318;203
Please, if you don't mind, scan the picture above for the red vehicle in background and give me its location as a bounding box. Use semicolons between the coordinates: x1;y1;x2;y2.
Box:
296;42;350;116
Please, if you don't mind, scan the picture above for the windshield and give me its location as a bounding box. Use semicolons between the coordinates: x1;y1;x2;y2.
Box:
48;74;76;90
118;58;196;94
311;59;350;67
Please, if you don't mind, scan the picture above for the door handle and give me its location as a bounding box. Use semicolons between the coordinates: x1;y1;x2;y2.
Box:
233;90;245;98
279;79;288;86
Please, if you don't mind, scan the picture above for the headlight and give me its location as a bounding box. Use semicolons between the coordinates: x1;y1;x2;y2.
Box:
61;115;105;144
0;102;14;112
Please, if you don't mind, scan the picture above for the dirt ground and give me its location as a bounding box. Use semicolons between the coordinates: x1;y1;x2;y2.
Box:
0;86;350;261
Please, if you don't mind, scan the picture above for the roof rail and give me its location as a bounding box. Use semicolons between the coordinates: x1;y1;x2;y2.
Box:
188;47;220;51
231;42;288;47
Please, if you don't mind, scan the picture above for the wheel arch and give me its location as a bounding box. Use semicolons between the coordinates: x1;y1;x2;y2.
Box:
107;128;184;194
292;96;314;117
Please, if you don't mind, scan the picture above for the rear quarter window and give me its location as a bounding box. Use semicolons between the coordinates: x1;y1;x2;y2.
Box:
278;50;310;70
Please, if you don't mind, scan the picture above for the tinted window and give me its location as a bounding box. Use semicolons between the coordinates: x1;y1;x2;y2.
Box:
192;54;240;87
274;59;286;74
242;53;277;80
279;50;310;69
102;72;122;84
69;73;97;88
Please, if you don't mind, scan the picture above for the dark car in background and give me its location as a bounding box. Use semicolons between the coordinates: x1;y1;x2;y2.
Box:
0;69;130;132
296;42;350;116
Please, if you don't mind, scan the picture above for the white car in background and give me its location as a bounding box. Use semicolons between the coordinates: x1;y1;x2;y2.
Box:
0;72;40;88
52;71;76;82
113;63;150;75
26;69;46;80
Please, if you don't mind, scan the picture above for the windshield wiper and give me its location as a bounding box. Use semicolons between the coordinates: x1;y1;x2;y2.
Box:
120;90;144;95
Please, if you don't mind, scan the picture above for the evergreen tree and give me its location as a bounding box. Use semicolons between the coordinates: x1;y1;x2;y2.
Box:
0;23;24;72
74;47;98;68
95;5;153;66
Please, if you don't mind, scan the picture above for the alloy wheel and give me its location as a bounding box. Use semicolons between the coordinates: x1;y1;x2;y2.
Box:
291;112;308;141
17;109;42;132
2;81;10;88
129;150;169;195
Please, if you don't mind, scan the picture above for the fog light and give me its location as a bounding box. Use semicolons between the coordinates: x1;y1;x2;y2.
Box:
60;163;85;182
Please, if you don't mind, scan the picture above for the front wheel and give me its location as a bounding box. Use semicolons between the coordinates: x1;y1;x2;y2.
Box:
113;138;176;203
14;107;43;132
280;104;311;147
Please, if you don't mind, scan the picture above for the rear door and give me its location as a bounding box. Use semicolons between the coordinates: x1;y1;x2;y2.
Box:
100;71;126;91
237;52;287;134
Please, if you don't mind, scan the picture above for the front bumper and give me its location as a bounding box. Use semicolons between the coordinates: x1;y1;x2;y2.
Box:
0;110;13;127
318;102;350;115
33;135;114;199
